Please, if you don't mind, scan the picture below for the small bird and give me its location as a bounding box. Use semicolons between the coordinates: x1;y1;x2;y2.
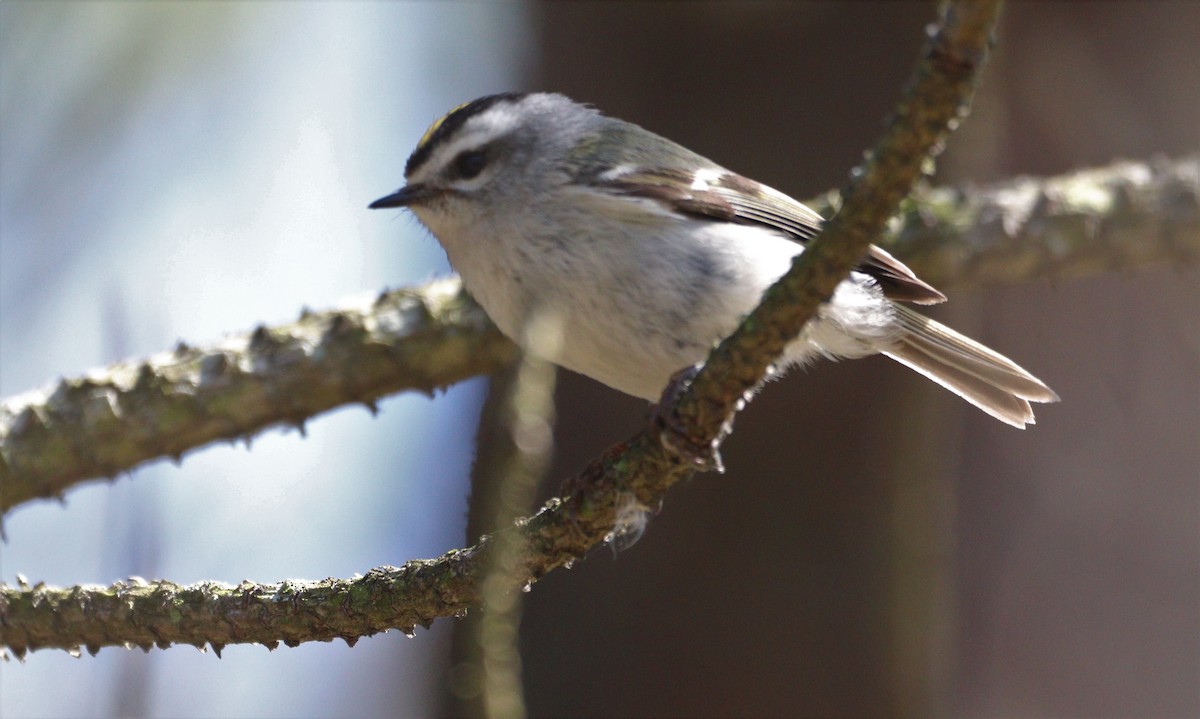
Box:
371;92;1058;427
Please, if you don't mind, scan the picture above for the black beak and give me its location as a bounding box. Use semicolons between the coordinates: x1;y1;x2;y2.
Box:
368;183;436;209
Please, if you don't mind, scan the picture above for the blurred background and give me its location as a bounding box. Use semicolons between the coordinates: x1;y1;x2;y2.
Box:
1;2;1196;718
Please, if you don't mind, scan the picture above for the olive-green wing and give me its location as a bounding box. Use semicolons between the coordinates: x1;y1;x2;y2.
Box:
593;168;946;305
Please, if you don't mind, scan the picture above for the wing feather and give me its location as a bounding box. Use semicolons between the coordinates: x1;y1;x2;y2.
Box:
589;168;946;305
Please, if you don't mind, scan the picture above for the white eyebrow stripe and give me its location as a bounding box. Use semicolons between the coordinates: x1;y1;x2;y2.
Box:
408;105;522;184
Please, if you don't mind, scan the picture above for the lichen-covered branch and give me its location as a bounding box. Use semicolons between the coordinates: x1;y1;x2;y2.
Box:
0;0;1003;656
0;511;543;658
0;279;517;516
0;432;671;658
886;155;1200;289
3;156;1194;519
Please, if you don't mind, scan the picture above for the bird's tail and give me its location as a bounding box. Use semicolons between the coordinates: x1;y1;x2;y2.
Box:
883;305;1059;428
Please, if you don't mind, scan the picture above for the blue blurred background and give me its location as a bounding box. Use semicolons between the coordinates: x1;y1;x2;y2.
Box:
1;3;531;716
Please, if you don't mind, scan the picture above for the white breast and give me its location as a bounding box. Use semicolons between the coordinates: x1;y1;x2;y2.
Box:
420;201;899;400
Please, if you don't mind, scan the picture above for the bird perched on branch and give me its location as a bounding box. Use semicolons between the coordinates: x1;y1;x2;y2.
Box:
371;92;1058;427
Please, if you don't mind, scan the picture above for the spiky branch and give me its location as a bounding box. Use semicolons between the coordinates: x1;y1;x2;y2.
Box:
3;156;1194;517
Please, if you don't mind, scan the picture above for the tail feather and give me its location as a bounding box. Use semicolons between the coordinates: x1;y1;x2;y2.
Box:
883;305;1059;429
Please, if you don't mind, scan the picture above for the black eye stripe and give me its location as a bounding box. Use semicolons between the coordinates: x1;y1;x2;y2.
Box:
404;92;526;177
453;150;488;179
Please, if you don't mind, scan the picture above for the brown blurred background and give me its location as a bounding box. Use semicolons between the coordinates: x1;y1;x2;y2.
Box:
452;3;1199;718
1;2;1194;717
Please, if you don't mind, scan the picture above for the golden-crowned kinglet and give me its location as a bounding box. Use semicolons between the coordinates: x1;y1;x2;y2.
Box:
371;92;1058;427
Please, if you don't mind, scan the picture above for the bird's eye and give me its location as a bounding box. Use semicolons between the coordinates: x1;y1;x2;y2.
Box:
452;150;488;179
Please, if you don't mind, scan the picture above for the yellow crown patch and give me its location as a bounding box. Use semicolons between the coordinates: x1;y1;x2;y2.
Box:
416;100;473;155
405;93;525;177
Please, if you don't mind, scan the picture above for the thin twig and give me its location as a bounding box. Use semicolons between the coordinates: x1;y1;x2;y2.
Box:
479;311;562;719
